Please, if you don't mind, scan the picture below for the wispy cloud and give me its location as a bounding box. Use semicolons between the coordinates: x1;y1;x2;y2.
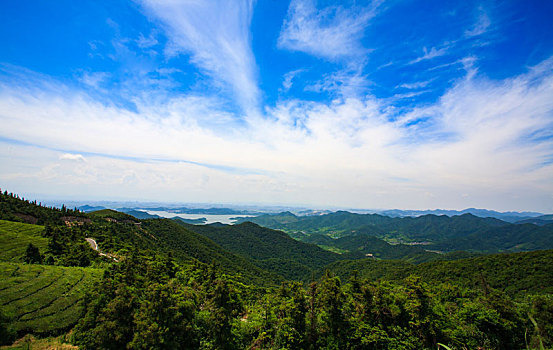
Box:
2;56;552;210
281;69;305;93
398;79;434;90
465;7;491;37
304;68;370;99
136;32;159;49
138;0;259;115
278;0;379;61
409;46;449;64
60;153;86;162
79;71;110;89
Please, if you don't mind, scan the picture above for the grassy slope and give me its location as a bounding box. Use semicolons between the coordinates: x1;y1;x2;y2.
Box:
0;262;102;336
0;220;48;262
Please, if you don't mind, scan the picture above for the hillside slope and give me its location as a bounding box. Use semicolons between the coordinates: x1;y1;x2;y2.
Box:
141;219;283;285
0;220;48;262
240;211;553;254
323;249;553;296
178;221;340;280
0;262;102;336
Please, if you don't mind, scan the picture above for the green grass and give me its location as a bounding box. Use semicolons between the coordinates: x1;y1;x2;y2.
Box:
0;262;102;336
0;220;48;262
0;334;77;349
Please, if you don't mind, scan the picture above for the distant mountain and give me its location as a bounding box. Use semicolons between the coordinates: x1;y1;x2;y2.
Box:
433;223;553;253
78;204;106;212
515;215;553;226
238;210;553;255
119;209;161;219
139;206;260;215
234;211;299;229
378;208;543;222
172;216;207;224
89;209;139;222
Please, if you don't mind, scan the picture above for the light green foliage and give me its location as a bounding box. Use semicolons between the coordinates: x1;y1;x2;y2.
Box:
0;262;102;336
0;220;48;262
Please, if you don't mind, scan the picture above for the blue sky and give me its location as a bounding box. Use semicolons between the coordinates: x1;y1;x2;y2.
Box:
1;0;552;212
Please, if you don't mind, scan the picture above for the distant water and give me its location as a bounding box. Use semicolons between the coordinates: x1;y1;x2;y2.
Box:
145;210;255;225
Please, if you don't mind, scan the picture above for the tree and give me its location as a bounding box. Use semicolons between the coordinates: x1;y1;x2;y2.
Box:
24;243;42;264
129;282;197;349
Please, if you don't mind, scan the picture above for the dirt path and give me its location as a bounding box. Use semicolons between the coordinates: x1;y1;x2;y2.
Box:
85;238;98;251
85;238;118;262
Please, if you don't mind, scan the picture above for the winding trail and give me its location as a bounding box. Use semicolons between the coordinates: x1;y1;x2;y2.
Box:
85;238;98;251
85;238;118;262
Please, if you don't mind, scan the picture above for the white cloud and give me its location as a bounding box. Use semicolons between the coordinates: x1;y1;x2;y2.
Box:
304;68;370;98
281;69;305;93
60;153;86;162
1;57;553;211
409;46;449;64
79;71;110;89
398;79;434;90
465;7;491;38
138;0;259;115
278;0;378;61
136;32;159;49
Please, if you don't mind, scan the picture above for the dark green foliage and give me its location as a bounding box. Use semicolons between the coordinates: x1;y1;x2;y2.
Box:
433;223;553;252
324;249;553;297
528;295;553;347
179;221;340;280
142;219;283;286
240;210;553;255
73;254;247;350
42;225;99;267
2;190;553;349
24;243;42;264
0;310;16;346
322;233;441;263
88;209;139;222
0;189;82;225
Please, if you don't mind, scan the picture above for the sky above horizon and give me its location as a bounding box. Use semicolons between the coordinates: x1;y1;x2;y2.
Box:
1;0;553;212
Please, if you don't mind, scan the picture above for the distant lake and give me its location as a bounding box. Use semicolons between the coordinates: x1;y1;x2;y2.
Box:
145;210;255;224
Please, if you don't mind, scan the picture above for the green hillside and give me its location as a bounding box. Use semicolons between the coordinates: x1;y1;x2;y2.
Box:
141;219;283;286
0;262;102;336
0;191;552;349
88;209;139;222
304;232;440;263
434;223;553;252
0;220;48;262
0;191;81;225
179;221;340;280
241;211;553;254
323;249;553;297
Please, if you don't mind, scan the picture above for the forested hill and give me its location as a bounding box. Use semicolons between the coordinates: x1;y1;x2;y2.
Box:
237;210;553;253
2;189;553;349
141;219;283;285
322;249;553;297
177;221;341;280
0;190;282;286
